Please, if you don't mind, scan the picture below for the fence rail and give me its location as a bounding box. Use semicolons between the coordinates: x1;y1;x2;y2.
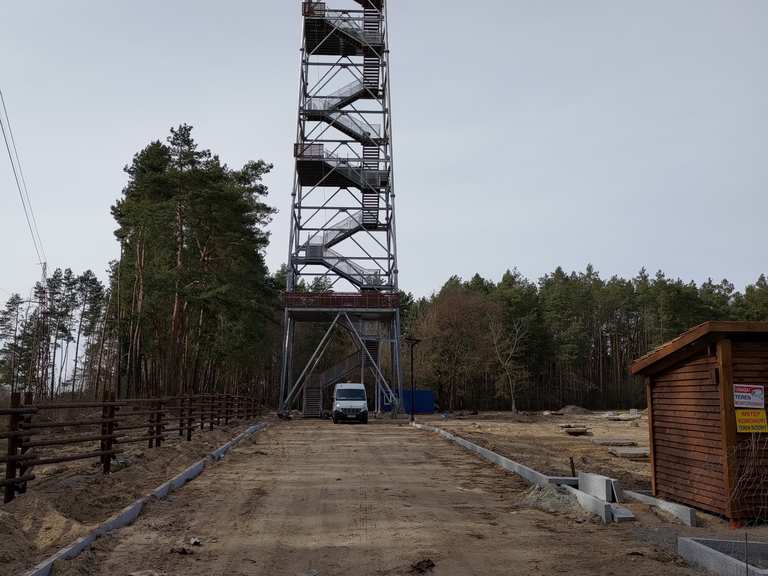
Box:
2;391;260;504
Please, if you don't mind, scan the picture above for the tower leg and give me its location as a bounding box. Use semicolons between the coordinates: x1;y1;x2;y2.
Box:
279;310;293;411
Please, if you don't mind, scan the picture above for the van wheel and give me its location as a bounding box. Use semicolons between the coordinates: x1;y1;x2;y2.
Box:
332;415;338;424
361;414;368;424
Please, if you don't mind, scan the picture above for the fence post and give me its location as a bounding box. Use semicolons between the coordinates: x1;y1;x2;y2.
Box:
177;397;184;437
18;392;33;494
224;394;230;425
200;395;205;433
4;392;21;504
216;394;221;426
209;395;214;431
155;399;164;447
100;391;111;474
186;396;193;441
148;400;156;449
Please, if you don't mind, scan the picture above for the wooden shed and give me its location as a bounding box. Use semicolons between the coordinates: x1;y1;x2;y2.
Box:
631;321;768;520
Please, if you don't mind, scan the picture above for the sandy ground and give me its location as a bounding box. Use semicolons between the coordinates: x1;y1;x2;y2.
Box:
430;412;768;539
432;411;652;491
54;420;701;576
0;421;260;575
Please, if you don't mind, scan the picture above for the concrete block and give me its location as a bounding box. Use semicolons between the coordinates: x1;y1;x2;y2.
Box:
563;485;612;523
94;499;147;536
550;476;579;487
608;447;649;460
624;490;697;527
591;438;637;447
578;472;614;502
608;503;635;522
209;422;265;460
152;460;206;499
678;537;768;576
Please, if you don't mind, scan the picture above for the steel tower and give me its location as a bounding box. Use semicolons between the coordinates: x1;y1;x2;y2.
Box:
279;0;402;416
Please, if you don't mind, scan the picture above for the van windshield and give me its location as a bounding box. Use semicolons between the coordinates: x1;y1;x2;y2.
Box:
336;388;366;401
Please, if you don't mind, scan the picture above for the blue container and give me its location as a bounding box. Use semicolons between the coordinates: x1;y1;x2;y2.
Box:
400;389;435;414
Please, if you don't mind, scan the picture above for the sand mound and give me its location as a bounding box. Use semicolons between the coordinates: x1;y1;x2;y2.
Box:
0;508;28;564
522;485;576;512
1;493;89;573
559;405;591;415
521;484;581;515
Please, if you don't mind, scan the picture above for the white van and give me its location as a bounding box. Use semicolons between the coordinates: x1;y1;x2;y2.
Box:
332;382;368;424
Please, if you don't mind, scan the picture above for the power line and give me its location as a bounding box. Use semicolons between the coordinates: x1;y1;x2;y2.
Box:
0;88;47;273
0;89;46;264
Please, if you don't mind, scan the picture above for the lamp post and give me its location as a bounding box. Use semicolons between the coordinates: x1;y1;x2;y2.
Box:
404;336;421;423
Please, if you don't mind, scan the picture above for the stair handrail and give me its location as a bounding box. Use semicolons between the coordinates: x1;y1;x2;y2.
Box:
322;210;364;246
307;79;365;112
324;247;381;286
327;112;380;139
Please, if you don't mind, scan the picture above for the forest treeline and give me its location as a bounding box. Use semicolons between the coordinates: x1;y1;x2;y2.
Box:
402;268;768;411
0;126;282;404
1;125;767;410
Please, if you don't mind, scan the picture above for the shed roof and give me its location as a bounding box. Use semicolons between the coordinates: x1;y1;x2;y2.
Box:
630;321;768;376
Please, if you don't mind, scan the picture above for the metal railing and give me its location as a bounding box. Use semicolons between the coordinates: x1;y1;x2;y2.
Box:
306;79;365;111
283;292;400;309
307;210;364;248
322;10;383;45
310;351;361;388
327;112;380;140
294;143;385;189
323;247;381;286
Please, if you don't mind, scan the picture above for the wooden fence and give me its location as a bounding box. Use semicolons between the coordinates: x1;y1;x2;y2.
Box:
1;392;260;504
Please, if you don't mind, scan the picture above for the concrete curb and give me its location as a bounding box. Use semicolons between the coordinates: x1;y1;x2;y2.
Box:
562;485;612;523
624;489;697;527
411;422;577;487
678;537;768;576
23;422;267;576
413;422;638;524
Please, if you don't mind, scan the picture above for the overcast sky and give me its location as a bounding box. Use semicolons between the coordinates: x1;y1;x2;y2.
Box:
1;0;766;300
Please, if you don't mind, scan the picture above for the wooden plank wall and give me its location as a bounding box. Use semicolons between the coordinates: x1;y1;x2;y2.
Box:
730;341;768;519
650;352;726;515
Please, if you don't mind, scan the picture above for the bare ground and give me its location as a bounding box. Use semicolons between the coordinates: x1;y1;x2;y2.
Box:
54;420;701;576
0;421;261;575
432;412;768;539
432;412;653;491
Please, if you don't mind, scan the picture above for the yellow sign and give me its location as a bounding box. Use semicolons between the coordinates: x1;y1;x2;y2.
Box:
736;409;768;433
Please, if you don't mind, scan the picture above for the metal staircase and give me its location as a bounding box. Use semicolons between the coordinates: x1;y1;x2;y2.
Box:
303;45;382;142
301;352;360;418
300;342;390;419
299;245;384;289
302;384;323;418
306;81;382;145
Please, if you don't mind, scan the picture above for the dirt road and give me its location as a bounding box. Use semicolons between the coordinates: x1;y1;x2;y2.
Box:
57;420;698;575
